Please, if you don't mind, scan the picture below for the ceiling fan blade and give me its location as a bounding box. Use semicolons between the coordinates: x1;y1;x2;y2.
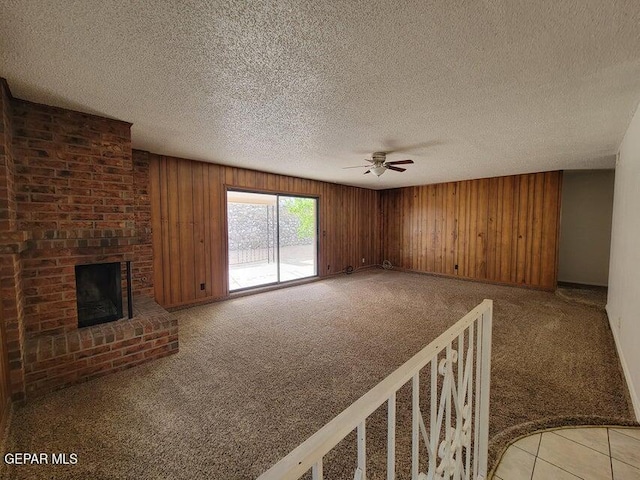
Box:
342;165;371;169
385;159;414;165
363;170;371;175
386;166;406;172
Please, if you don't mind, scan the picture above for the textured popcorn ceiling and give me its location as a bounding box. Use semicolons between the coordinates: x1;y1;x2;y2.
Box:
2;1;640;189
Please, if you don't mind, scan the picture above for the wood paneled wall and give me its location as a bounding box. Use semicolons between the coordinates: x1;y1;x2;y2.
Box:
150;155;562;307
381;172;562;290
149;154;380;308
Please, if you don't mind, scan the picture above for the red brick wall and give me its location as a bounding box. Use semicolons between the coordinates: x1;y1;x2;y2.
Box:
12;100;134;237
0;80;16;231
132;150;154;297
0;254;26;401
0;80;27;401
0;83;172;401
11;100;154;336
24;297;177;397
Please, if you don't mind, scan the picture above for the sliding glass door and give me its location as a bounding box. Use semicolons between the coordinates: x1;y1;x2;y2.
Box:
227;190;317;291
278;196;317;282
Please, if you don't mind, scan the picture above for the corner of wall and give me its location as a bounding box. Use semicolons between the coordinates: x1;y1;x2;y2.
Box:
607;97;640;423
132;150;154;298
606;304;640;421
0;78;27;402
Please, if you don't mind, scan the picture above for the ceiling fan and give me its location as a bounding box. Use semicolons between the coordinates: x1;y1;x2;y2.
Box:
343;151;414;177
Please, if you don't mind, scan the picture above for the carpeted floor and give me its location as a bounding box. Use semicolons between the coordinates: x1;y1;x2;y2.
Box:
2;270;636;479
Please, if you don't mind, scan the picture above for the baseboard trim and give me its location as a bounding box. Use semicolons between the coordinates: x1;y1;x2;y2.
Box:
389;267;555;292
557;281;608;290
606;305;640;421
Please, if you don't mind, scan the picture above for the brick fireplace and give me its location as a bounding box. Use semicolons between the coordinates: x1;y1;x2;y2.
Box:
0;79;178;400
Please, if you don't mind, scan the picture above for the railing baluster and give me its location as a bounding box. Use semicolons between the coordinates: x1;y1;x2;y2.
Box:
312;460;323;480
473;316;482;478
387;393;396;480
465;323;474;480
477;307;493;478
412;373;419;480
445;345;453;479
357;421;366;480
456;332;464;480
429;357;437;478
256;301;492;480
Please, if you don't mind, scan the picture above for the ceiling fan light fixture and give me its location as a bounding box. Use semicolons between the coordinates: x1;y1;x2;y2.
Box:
371;165;386;177
344;151;415;177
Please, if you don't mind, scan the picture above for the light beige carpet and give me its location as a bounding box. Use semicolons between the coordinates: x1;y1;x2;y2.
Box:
2;270;636;479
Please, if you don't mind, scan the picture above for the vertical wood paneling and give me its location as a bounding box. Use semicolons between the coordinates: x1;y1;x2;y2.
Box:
434;184;443;273
515;175;529;284
209;164;226;297
463;181;474;278
177;160;194;302
380;171;562;290
150;155;562;308
498;176;514;284
476;178;489;279
457;181;468;277
509;177;521;284
487;177;500;281
192;162;206;299
524;174;536;284
150;155;380;308
541;172;562;287
463;181;475;277
530;173;545;286
203;165;213;298
166;158;181;305
444;182;456;275
381;189;398;267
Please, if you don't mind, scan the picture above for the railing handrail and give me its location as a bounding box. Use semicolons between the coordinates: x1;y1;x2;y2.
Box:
257;299;493;480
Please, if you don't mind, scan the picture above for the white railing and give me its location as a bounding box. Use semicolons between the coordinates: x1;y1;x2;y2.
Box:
257;299;493;480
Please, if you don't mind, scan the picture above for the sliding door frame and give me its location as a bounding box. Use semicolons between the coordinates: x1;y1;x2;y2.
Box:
225;186;320;293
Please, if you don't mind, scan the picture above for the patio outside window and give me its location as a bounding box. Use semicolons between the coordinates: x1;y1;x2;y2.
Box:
227;190;318;291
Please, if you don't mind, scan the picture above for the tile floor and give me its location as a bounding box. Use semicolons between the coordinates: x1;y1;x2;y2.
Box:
493;426;640;480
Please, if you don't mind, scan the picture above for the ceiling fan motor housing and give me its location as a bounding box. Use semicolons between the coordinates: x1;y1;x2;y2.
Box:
372;152;387;164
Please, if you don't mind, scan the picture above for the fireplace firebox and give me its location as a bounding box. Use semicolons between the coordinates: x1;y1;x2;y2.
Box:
75;262;124;328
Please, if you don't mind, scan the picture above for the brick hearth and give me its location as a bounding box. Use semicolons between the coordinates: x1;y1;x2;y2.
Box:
0;79;178;400
24;298;177;397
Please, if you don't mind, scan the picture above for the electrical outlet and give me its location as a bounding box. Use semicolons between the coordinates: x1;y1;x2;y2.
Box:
362;257;365;264
200;283;205;290
616;316;622;332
